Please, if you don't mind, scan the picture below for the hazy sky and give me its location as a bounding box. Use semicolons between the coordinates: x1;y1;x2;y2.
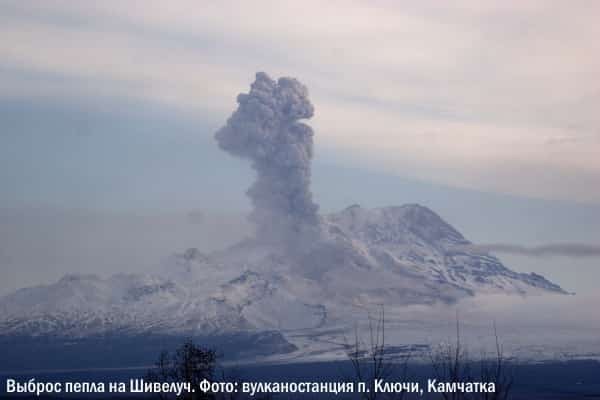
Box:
2;0;599;203
0;1;599;294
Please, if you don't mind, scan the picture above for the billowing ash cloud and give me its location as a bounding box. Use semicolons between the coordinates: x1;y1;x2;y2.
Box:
463;243;600;258
215;72;319;242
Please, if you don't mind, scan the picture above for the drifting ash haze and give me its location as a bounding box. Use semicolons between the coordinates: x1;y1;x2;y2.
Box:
1;73;595;363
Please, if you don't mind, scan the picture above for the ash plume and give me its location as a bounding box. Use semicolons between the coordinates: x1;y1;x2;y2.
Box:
215;72;319;243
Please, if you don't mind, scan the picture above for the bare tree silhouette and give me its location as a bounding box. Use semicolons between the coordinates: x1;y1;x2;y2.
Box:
429;316;513;400
477;323;513;400
345;306;410;400
429;314;471;400
146;338;217;400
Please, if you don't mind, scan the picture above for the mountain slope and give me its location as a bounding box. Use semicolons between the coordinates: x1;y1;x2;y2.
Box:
0;204;565;340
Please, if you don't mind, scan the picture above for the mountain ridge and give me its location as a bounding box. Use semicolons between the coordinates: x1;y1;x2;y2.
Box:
0;204;566;341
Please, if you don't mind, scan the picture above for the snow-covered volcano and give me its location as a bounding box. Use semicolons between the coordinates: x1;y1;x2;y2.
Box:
0;204;565;340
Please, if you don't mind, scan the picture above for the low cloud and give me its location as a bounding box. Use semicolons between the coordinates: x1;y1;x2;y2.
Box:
462;243;600;258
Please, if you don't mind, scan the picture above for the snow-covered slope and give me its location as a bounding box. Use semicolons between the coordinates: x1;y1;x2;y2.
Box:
0;204;565;341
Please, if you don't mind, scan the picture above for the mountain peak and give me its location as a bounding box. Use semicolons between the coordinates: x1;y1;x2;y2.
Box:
328;203;467;249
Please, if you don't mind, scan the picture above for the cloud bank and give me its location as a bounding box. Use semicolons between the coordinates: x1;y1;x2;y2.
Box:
464;243;600;258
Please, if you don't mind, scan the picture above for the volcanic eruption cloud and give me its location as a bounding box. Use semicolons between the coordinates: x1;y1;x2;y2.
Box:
215;72;320;243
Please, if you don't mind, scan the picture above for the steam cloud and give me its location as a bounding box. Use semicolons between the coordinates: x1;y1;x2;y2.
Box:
464;243;600;258
215;72;319;242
